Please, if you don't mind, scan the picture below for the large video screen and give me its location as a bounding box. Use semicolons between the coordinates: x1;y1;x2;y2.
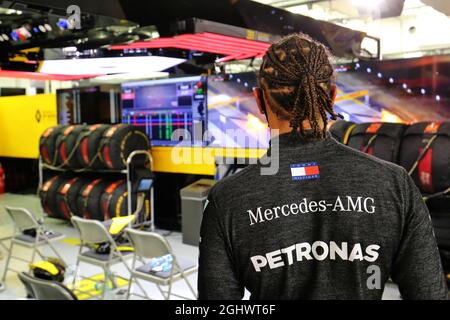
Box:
335;55;450;124
121;76;207;146
207;72;270;149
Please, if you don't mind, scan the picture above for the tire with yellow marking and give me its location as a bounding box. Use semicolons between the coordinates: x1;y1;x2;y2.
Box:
329;120;355;145
99;124;150;170
100;179;129;220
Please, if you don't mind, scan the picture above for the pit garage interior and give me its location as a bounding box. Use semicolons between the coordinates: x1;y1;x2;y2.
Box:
0;0;449;300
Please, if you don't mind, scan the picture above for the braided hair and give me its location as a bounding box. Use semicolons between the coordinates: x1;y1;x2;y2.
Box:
258;33;340;141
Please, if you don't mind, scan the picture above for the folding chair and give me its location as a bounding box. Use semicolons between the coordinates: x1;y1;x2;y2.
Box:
18;272;77;300
125;228;197;300
1;206;65;283
71;216;142;300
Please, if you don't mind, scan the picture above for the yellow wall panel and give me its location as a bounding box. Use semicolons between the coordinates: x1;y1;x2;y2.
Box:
151;146;267;175
0;93;57;158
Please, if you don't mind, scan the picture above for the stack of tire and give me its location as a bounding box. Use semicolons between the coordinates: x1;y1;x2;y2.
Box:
398;122;450;196
39;123;150;221
346;122;408;163
39;175;130;221
398;121;450;277
331;120;450;282
329;120;356;144
330;120;450;202
39;123;150;170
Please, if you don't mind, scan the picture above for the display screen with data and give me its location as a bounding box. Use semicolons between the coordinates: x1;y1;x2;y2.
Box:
121;76;207;146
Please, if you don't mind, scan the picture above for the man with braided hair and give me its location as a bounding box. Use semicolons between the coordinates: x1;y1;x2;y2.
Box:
198;33;447;300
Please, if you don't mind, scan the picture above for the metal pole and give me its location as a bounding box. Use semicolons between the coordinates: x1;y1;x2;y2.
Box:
126;157;132;217
37;157;43;196
126;150;154;226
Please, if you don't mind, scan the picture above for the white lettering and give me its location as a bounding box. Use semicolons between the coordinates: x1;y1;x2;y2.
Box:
290;203;299;214
264;208;274;221
281;245;296;265
298;199;309;214
329;241;348;260
312;241;329;260
333;196;345;212
364;197;376;214
349;244;364;261
281;205;290;216
250;255;267;272
246;196;376;226
266;250;285;269
347;196;363;212
309;201;318;213
295;243;312;261
365;244;380;262
248;207;264;226
250;241;380;272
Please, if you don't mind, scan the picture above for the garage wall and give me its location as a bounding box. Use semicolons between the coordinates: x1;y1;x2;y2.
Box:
0;93;57;158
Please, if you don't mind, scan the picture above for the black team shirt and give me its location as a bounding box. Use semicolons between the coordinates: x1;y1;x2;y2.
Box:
198;133;448;300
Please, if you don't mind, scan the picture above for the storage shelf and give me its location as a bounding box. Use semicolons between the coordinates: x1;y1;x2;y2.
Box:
38;150;155;230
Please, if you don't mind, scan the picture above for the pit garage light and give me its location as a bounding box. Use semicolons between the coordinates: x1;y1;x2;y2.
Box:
247;113;266;131
39;56;186;75
10;30;19;41
381;109;403;123
90;71;169;84
352;0;383;9
57;19;70;30
0;70;101;81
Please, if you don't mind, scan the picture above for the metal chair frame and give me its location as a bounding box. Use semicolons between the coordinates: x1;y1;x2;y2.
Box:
70;216;146;300
1;206;65;283
18;272;77;300
125;228;197;300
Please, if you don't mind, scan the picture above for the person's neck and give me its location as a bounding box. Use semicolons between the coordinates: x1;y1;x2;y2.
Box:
271;119;323;136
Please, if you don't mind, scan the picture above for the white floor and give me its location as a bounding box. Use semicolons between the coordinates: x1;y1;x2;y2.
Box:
0;193;401;300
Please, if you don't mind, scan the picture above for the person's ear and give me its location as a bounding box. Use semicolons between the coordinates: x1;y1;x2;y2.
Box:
253;87;264;115
330;85;337;104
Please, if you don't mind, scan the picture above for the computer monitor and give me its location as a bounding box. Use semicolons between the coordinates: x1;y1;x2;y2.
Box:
121;76;207;146
137;178;153;192
57;86;120;125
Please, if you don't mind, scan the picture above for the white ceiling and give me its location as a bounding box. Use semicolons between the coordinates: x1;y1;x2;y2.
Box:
253;0;450;58
255;0;450;18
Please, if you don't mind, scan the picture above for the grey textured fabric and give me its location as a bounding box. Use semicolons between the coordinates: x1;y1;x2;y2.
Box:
81;249;132;261
136;257;196;279
15;232;63;244
198;133;448;300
